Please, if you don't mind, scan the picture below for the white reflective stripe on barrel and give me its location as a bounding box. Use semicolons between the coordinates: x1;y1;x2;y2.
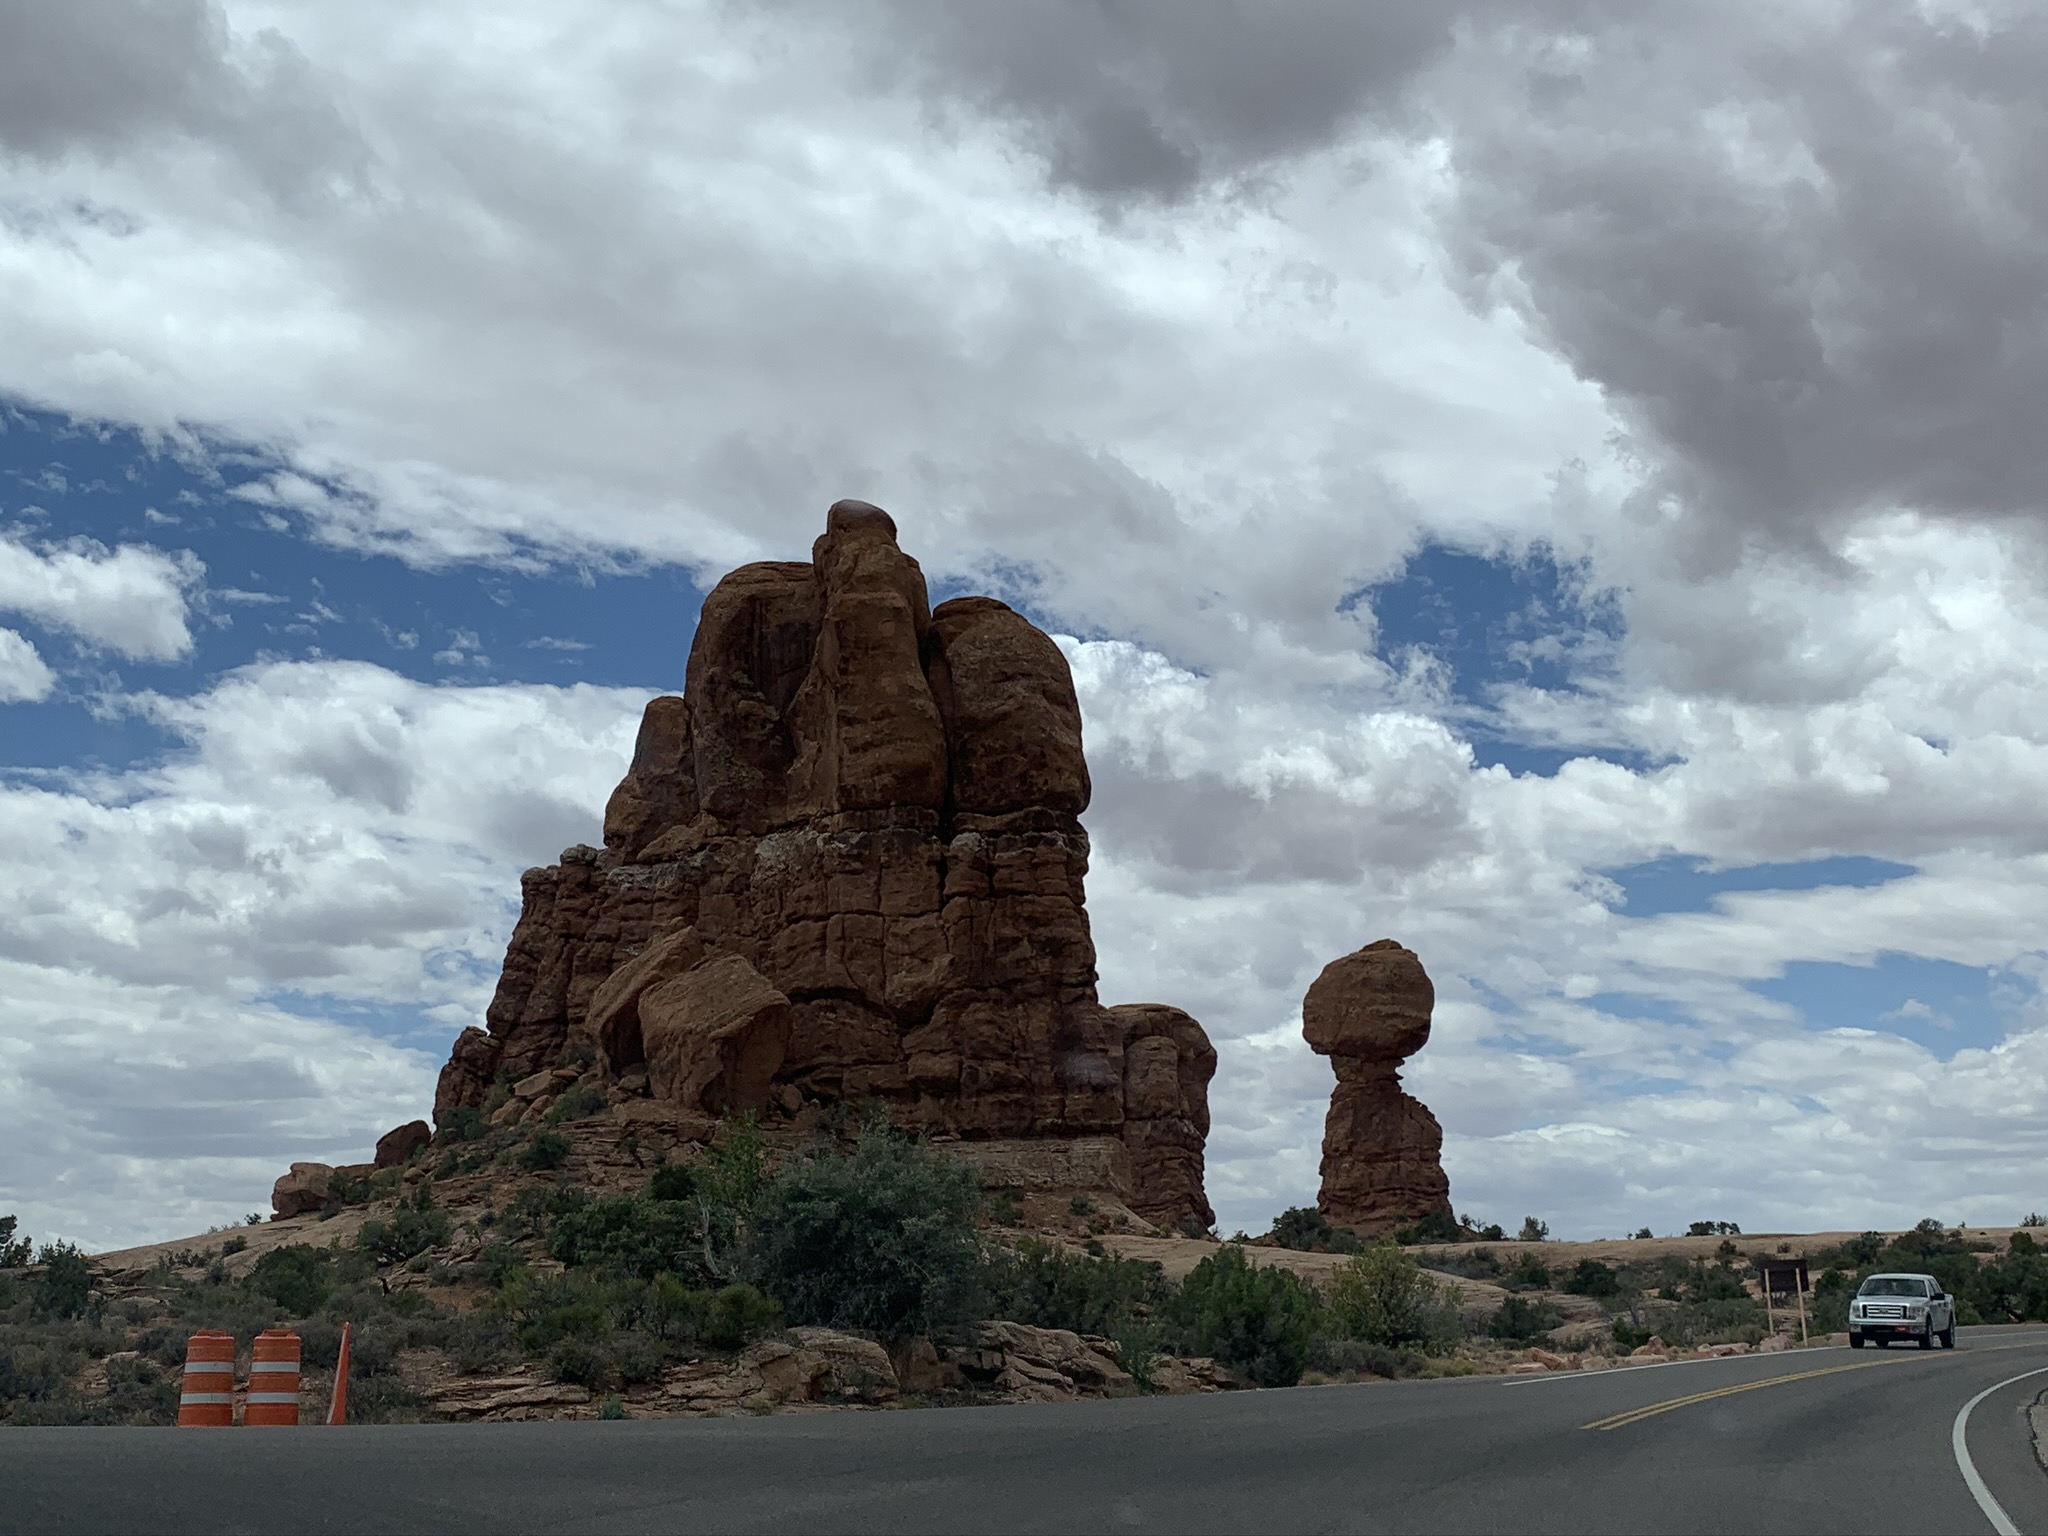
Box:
244;1392;300;1404
178;1392;234;1404
183;1360;234;1372
250;1361;298;1372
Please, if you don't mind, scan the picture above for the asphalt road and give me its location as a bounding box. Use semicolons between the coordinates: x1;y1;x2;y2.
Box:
8;1327;2048;1535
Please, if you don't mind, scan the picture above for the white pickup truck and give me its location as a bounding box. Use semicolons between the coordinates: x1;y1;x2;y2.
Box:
1847;1272;1956;1349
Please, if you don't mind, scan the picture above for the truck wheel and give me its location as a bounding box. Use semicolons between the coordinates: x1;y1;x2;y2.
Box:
1918;1325;1934;1350
1849;1334;1864;1349
1940;1323;1956;1349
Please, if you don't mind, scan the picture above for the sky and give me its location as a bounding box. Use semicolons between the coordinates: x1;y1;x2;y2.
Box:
5;0;2048;1249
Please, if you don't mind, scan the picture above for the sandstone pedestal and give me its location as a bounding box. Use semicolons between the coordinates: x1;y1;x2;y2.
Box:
1303;938;1452;1234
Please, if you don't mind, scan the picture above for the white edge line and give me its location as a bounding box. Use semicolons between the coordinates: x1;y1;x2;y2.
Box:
1952;1363;2048;1536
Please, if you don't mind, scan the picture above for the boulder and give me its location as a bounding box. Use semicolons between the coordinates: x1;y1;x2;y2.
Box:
271;1162;335;1219
1303;940;1452;1235
373;1120;431;1169
639;952;791;1115
426;501;1218;1227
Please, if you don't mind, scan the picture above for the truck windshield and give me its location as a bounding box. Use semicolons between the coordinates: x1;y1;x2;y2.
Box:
1858;1277;1928;1297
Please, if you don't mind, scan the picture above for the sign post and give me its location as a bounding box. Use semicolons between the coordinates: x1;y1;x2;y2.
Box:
1754;1257;1811;1343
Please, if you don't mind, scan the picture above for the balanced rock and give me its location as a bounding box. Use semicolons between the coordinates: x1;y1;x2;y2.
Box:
433;500;1216;1227
1303;939;1452;1234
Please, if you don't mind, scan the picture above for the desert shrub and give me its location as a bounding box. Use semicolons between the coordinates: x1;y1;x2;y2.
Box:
1306;1335;1428;1380
548;1335;614;1389
34;1244;93;1319
436;1106;488;1144
356;1207;452;1266
1687;1220;1742;1236
1661;1297;1765;1347
1424;1246;1502;1281
985;1188;1023;1226
1487;1295;1562;1341
1505;1251;1551;1290
0;1216;32;1268
248;1245;334;1316
1324;1244;1463;1355
546;1193;704;1283
345;1375;427;1424
1162;1245;1320;1388
450;1311;517;1374
1267;1207;1363;1255
1517;1217;1550;1243
1069;1194;1096;1217
1563;1259;1621;1298
703;1284;781;1350
1687;1263;1750;1303
744;1128;982;1337
478;1242;527;1289
600;1394;628;1420
519;1131;571;1172
1393;1209;1463;1246
545;1085;610;1125
1611;1317;1653;1350
983;1237;1172;1336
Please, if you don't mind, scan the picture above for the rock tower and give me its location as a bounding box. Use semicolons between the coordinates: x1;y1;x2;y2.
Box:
433;500;1216;1228
1302;938;1452;1234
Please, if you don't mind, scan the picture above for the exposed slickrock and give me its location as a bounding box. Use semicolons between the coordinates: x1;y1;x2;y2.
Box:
433;501;1216;1227
1302;939;1453;1235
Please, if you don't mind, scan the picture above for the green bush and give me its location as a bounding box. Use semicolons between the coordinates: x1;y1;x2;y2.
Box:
983;1237;1172;1336
703;1284;782;1350
1305;1335;1428;1379
34;1244;93;1319
247;1245;335;1316
545;1085;610;1125
1611;1317;1653;1350
356;1207;452;1266
1393;1210;1463;1246
520;1131;571;1171
1563;1259;1621;1297
1162;1246;1320;1388
744;1129;982;1338
1505;1251;1551;1290
1517;1217;1550;1242
0;1216;32;1268
1324;1244;1463;1354
548;1335;614;1389
545;1192;704;1283
1487;1294;1562;1341
1266;1207;1363;1255
436;1106;488;1144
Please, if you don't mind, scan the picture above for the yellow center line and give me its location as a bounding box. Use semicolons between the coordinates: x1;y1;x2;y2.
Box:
1581;1359;1903;1432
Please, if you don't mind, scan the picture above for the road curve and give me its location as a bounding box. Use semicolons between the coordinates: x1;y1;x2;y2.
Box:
7;1327;2048;1535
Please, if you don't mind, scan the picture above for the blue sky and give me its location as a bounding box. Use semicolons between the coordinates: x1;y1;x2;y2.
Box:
5;1;2048;1249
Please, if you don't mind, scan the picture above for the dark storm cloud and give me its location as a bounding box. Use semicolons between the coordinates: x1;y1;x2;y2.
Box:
844;0;1464;206
1437;4;2048;563
0;0;357;195
0;0;232;158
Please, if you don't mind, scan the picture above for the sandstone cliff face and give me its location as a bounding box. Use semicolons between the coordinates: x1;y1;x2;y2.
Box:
435;501;1215;1228
1303;939;1452;1234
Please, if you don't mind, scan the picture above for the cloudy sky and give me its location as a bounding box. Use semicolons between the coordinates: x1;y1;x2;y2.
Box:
5;0;2048;1249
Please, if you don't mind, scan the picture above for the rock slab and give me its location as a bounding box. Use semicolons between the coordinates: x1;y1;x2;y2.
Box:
433;501;1216;1227
1303;939;1452;1234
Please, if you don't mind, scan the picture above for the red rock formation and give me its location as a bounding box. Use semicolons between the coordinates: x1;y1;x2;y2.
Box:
1302;939;1452;1234
374;1120;432;1169
433;501;1216;1227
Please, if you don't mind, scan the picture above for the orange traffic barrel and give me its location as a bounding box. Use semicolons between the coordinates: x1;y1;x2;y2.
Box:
244;1329;302;1426
178;1332;236;1427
